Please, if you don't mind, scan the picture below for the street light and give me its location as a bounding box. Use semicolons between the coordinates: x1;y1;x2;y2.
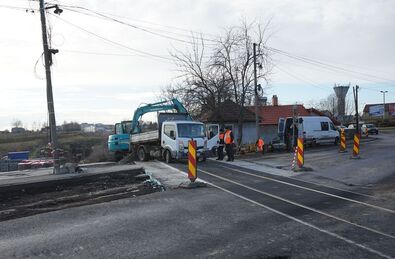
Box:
380;90;388;120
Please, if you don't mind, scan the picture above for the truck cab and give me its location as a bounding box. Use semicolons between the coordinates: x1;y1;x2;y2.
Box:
161;121;207;163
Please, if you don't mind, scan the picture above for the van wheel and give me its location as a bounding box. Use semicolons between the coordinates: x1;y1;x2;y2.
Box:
137;147;148;161
164;150;172;164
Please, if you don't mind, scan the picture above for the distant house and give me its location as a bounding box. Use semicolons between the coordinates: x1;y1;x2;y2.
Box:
11;127;25;134
200;99;259;145
81;124;96;133
363;102;395;121
250;95;311;144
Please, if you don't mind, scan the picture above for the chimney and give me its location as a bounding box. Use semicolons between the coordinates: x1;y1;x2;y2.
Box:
272;95;278;106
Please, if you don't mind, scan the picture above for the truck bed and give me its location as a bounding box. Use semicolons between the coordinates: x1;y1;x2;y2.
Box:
131;130;159;144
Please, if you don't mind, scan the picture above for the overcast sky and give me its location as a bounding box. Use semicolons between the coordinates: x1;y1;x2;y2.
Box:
1;0;394;130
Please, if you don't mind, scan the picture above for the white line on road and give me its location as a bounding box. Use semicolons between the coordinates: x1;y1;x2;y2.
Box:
159;161;393;258
215;158;378;199
216;164;395;214
199;168;395;240
206;179;394;259
199;169;393;259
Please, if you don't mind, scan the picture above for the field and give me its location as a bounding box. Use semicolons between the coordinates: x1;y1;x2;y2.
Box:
0;132;112;163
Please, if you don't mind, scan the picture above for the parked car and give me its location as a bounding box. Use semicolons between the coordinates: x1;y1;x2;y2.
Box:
361;124;379;134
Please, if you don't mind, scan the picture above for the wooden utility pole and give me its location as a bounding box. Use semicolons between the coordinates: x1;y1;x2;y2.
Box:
39;0;60;174
253;43;259;141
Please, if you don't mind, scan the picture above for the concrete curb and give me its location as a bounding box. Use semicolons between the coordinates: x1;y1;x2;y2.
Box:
0;165;144;196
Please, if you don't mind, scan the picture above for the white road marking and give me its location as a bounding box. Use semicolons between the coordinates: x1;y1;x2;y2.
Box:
214;158;378;199
216;164;395;214
206;179;394;259
160;161;394;258
199;169;395;240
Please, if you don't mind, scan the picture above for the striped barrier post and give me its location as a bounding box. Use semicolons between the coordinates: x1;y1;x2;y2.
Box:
352;133;360;159
339;129;346;153
297;137;304;168
291;146;298;170
188;139;197;182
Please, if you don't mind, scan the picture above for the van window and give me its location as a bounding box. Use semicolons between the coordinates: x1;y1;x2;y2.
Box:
321;122;329;131
164;125;176;138
330;122;336;131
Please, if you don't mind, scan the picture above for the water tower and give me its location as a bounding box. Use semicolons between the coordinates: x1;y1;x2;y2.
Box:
333;84;350;123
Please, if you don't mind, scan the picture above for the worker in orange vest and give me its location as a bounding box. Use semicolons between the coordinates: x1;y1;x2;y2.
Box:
256;137;265;154
224;126;235;161
216;128;225;160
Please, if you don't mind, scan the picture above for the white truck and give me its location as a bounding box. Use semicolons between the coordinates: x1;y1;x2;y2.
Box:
132;113;208;163
279;116;339;148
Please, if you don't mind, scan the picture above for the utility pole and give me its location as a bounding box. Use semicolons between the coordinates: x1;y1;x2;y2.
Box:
380;90;388;120
353;85;359;134
253;43;259;141
39;0;60;174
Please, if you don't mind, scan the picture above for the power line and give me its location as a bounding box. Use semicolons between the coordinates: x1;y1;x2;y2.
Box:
51;14;176;64
58;4;218;46
272;63;330;91
0;3;37;11
55;2;219;40
62;49;139;57
268;47;395;86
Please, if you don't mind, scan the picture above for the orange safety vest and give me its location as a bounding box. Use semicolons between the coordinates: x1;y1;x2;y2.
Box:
224;130;233;144
257;138;264;151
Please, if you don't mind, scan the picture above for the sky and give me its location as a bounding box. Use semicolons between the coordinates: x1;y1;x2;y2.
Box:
0;0;394;130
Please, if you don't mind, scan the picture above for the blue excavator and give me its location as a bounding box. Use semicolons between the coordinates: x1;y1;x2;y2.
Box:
108;98;192;161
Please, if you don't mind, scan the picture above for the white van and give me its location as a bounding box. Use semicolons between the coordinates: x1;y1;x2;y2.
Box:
279;116;339;147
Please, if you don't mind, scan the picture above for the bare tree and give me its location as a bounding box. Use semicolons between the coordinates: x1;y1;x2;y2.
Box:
212;20;272;145
166;20;273;145
11;119;23;128
167;36;232;119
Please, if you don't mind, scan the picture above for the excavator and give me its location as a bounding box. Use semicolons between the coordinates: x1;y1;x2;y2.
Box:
108;99;209;162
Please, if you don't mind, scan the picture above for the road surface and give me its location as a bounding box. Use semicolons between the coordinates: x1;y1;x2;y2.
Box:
0;131;394;258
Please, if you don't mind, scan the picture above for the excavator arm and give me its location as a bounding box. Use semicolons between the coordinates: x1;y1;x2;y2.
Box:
130;98;191;134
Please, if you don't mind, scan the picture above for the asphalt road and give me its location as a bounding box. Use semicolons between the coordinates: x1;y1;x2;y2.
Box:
0;131;394;258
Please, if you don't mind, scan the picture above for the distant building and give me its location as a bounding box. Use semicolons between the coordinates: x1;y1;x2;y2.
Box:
200;99;258;145
11;127;25;134
81;124;96;133
363;103;395;121
250;95;311;144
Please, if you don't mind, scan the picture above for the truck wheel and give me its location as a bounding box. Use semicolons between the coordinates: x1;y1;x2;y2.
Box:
137;147;148;161
164;150;172;164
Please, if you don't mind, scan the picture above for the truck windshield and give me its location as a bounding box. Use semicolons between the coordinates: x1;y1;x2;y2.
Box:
177;124;205;138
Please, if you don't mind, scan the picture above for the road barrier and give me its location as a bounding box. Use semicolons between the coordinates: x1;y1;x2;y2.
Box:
291;146;298;170
188;139;197;182
352;133;360;159
297;137;304;168
339;129;346;153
